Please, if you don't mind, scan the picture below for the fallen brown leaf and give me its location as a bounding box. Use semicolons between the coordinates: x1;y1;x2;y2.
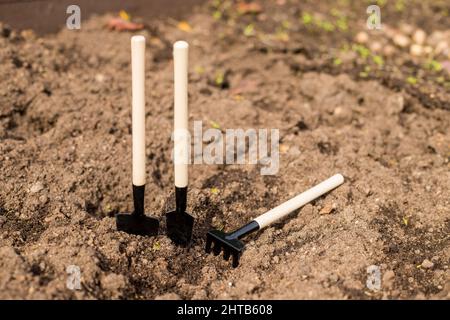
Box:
237;2;263;15
319;203;336;215
107;17;144;32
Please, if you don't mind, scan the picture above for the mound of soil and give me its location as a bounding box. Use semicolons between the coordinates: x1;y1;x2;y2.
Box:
0;0;448;299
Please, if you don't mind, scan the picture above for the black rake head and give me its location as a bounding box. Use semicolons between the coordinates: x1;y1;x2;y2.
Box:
116;213;159;236
205;229;245;268
166;210;194;246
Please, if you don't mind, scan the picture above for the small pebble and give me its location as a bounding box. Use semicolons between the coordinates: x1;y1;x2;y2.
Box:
421;259;434;269
383;270;395;289
393;34;410;48
30;182;44;193
410;44;423;56
413;29;426;45
95;73;105;83
355;31;369;44
383;45;395;56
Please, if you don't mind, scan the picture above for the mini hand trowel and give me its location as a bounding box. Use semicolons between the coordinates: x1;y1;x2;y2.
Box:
116;35;159;236
165;41;194;246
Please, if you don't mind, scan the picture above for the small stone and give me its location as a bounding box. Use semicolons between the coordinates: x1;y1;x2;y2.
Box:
155;293;181;300
272;256;279;264
393;34;410;48
410;44;423;56
0;216;6;227
328;273;339;283
400;24;414;35
382;270;395;289
39;195;48;204
370;41;382;52
383;45;395;56
95;73;105;83
29;182;44;193
100;273;127;293
355;32;369;44
421;259;434;269
435;40;449;55
413;29;426;45
319;203;336;215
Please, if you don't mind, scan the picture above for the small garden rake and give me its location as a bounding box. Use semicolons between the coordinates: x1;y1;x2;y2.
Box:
206;174;344;267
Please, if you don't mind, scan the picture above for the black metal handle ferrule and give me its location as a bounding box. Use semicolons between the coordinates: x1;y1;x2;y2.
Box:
132;184;145;216
175;186;187;213
226;221;260;240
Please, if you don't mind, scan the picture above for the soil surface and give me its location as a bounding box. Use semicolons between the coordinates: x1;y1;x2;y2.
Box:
0;0;449;299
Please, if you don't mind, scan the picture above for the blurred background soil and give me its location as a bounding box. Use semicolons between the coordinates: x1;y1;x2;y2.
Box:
0;0;449;299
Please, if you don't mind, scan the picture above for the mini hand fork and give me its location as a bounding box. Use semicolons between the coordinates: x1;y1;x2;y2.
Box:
206;174;345;267
116;36;159;236
165;41;194;245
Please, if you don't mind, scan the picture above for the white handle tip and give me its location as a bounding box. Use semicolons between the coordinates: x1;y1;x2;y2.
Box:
334;173;345;184
174;40;189;50
131;35;146;44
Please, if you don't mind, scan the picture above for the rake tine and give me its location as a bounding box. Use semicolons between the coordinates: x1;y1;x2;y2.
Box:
223;248;231;261
232;252;240;268
213;241;222;256
205;235;213;253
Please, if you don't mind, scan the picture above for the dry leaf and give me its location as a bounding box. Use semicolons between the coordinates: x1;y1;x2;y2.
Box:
107;18;144;31
319;203;336;215
237;2;263;15
177;21;192;32
119;10;131;21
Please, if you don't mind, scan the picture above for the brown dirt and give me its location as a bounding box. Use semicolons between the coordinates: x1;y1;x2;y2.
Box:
0;0;449;299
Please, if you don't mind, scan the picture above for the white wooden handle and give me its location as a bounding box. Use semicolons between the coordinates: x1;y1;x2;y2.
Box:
254;174;344;229
131;36;146;186
173;41;189;188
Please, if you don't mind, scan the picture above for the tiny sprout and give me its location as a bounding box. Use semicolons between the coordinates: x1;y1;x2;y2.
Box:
210;187;220;195
214;71;224;86
402;216;409;226
301;12;313;25
372;55;384;67
195;65;205;74
281;20;291;30
336;17;348;31
407;76;418;85
152;241;161;251
213;10;222;20
210;120;221;130
425;60;442;72
353;44;370;59
321;21;335;32
333;58;342;66
243;24;255;36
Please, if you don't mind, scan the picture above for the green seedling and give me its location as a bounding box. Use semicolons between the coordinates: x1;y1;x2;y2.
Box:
333;58;342;66
243;24;255;36
425;60;442;72
301;12;313;25
372;55;384;67
407;76;418;85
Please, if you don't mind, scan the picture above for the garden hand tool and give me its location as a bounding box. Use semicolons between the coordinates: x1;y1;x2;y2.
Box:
206;174;344;267
166;41;194;246
116;35;159;236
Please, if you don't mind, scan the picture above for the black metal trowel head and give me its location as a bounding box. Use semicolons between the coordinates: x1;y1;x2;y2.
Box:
166;187;194;246
116;185;159;236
